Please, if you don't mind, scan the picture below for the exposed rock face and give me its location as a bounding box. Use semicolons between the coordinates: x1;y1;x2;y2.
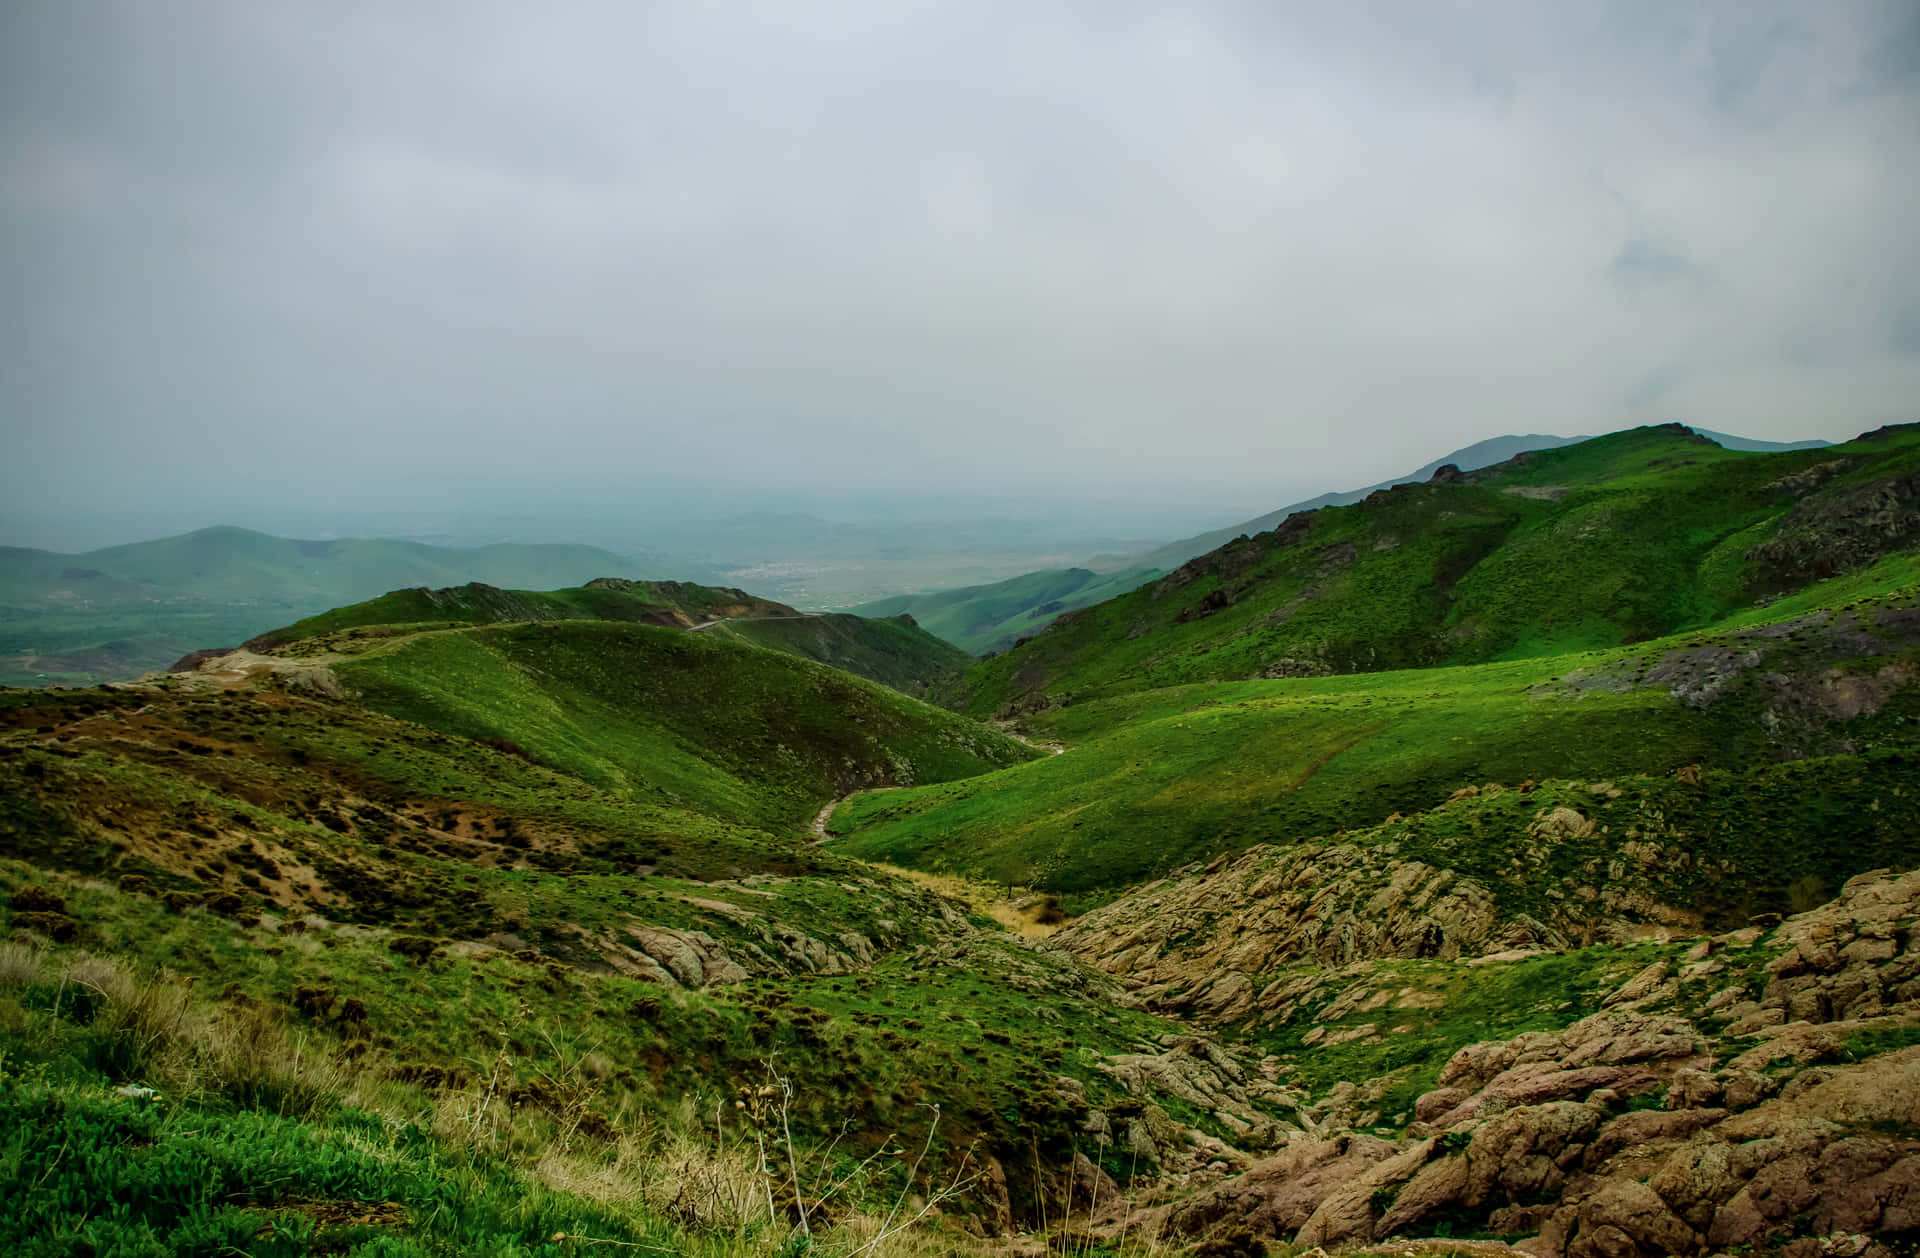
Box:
1748;471;1920;592
1150;867;1920;1257
1051;844;1553;1014
1048;808;1722;1021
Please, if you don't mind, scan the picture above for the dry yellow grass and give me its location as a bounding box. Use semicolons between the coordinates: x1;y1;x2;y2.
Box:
865;864;1071;939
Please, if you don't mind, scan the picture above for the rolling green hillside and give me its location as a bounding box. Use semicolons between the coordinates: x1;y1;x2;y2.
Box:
328;620;1034;833
835;562;1920;895
847;436;1622;657
248;578;798;648
248;579;973;695
0;526;663;686
701;610;973;694
945;423;1920;719
0;636;1218;1253
849;565;1162;655
4;425;1920;1257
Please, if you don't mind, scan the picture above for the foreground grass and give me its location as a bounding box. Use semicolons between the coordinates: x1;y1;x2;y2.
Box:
0;950;1043;1258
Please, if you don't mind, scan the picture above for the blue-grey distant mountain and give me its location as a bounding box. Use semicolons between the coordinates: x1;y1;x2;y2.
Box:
0;525;660;686
1691;428;1832;453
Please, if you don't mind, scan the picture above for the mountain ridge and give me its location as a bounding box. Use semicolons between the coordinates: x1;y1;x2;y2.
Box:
940;422;1917;719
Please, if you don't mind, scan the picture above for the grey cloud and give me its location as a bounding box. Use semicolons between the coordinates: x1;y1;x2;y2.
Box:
1472;67;1518;114
1625;363;1689;409
1893;307;1920;356
1847;0;1920;97
1607;236;1716;296
3;1;1918;543
1710;15;1817;118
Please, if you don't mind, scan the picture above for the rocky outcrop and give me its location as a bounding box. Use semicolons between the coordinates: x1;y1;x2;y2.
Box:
1150;867;1920;1257
1051;843;1555;1015
1749;470;1920;593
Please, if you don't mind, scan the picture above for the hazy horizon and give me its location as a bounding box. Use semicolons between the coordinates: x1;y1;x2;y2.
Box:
5;2;1917;550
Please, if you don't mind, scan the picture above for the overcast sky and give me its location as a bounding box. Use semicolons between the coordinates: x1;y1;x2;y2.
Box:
3;1;1918;545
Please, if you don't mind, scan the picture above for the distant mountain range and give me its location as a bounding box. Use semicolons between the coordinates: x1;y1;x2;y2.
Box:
0;526;649;685
0;428;1839;683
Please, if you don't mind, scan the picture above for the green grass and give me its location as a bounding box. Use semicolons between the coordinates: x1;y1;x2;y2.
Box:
252;578;790;650
945;423;1920;718
836;581;1920;894
704;612;973;695
1841;1022;1920;1063
0;1064;697;1258
335;621;1035;834
0;858;1253;1242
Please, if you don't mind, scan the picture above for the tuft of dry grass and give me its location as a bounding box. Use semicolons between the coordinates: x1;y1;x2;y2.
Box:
207;1000;354;1117
867;865;1071;938
0;940;44;987
1;948;361;1117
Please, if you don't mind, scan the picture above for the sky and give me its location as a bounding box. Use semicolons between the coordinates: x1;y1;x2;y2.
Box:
3;1;1918;549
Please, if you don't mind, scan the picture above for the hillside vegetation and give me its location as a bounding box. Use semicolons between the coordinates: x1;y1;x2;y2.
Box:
251;579;975;696
699;610;974;695
847;435;1603;658
329;620;1032;832
946;424;1920;718
834;566;1920;894
248;577;797;649
0;669;1222;1256
6;422;1920;1257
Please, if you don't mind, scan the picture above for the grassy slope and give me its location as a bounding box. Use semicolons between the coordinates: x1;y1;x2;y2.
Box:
0;858;1212;1254
705;612;974;695
850;566;1163;655
250;579;797;648
331;621;1037;834
0;662;1237;1250
834;565;1920;896
946;424;1920;719
256;584;975;696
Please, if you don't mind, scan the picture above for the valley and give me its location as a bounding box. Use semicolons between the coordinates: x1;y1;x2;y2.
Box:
4;425;1920;1257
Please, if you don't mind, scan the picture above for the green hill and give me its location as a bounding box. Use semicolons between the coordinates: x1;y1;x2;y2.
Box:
847;436;1613;658
849;565;1162;655
945;423;1920;719
247;579;973;695
833;559;1920;896
326;619;1033;833
700;610;974;695
0;604;1215;1255
1122;431;1594;574
0;526;669;686
247;578;799;649
4;426;1920;1258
